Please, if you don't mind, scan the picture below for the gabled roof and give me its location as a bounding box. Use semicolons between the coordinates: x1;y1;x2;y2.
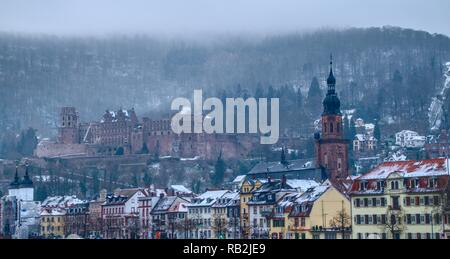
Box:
212;192;239;208
170;185;192;194
232;175;246;183
104;188;145;205
252;178;319;194
187;190;229;207
288;184;332;217
357;158;449;180
41;196;86;208
152;196;188;213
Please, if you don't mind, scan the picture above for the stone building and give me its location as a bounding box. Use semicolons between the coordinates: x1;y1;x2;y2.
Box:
46;106;257;160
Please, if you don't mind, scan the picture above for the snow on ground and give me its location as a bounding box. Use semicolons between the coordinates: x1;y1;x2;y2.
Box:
180;156;200;161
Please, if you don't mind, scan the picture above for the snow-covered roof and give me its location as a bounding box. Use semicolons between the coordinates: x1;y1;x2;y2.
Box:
187;190;229;207
170;185;192;194
285;179;320;192
40;208;66;216
355;134;365;141
170;202;189;213
293;184;330;205
153;196;178;212
365;123;375;130
41;196;86;209
232;175;246;183
358;158;449;180
212;191;239;207
396;130;419;135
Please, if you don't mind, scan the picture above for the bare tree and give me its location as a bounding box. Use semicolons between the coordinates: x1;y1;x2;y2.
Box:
384;207;404;239
329;208;352;239
211;213;227;239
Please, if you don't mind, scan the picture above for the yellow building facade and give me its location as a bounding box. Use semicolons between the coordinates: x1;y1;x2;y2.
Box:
40;209;66;238
239;178;262;239
270;183;351;239
350;159;449;239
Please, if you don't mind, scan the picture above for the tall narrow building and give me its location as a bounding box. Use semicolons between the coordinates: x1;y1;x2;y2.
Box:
58;107;79;144
315;56;349;181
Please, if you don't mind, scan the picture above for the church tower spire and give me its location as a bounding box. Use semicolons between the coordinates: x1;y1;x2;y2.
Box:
323;54;341;116
9;165;20;189
315;55;349;182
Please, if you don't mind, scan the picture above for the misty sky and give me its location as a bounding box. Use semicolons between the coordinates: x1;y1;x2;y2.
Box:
1;0;449;37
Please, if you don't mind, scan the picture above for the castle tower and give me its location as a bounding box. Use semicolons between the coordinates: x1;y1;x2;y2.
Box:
58;107;79;144
315;55;349;181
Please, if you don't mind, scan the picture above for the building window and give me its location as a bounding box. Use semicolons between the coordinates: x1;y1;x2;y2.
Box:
355;198;360;207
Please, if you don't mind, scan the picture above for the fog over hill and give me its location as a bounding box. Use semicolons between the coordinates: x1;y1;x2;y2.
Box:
0;26;449;146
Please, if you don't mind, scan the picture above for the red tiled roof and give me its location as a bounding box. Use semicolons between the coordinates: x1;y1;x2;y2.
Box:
358;158;449;180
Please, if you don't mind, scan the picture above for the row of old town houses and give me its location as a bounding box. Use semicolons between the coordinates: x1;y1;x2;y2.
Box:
1;59;450;239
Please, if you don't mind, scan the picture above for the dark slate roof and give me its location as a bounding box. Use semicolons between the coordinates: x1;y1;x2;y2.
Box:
247;159;315;175
20;166;34;187
9;167;20;188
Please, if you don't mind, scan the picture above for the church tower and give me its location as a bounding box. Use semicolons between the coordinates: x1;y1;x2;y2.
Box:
315;55;349;181
8;165;34;201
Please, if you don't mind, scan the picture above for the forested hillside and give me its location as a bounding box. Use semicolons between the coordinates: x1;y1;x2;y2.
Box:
0;26;449;157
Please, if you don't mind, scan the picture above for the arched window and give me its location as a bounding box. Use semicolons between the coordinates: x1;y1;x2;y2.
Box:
337;122;340;133
324;123;327;132
330;122;334;133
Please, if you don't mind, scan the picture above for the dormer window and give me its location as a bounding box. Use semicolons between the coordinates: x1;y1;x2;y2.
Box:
376;181;385;191
359;181;368;191
413;179;419;188
429;178;438;188
391;180;399;190
302;205;307;212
